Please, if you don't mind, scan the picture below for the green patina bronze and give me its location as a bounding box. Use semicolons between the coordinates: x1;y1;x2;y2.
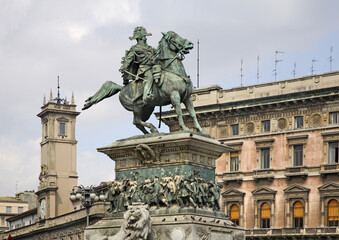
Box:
82;27;206;135
115;164;215;182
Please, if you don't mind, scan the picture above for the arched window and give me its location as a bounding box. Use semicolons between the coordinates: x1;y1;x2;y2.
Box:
261;202;270;228
230;204;240;226
328;199;339;227
293;201;304;228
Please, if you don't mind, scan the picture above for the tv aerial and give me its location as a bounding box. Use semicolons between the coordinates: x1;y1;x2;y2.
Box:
273;51;284;81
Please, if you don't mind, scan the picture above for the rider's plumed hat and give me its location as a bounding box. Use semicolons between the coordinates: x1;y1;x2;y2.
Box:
129;26;152;40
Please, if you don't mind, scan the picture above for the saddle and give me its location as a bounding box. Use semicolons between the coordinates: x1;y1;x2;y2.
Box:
130;65;164;102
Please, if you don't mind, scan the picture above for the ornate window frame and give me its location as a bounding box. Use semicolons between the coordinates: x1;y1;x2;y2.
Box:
57;117;69;137
222;188;245;227
255;139;274;171
42;118;48;139
294;116;304;129
225;142;243;172
231;124;239;136
252;187;277;229
283;184;310;228
287;135;308;167
318;182;339;227
322;131;339;165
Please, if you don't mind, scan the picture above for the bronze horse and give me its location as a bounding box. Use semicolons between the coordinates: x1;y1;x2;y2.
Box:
83;31;205;135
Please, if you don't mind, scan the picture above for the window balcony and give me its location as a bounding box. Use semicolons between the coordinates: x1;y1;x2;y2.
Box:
285;166;308;180
320;163;339;178
253;169;274;182
222;171;243;184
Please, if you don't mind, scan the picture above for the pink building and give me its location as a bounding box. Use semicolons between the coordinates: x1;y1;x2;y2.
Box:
160;71;339;239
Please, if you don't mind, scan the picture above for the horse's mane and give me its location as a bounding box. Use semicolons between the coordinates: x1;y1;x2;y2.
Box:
156;31;176;61
156;35;167;61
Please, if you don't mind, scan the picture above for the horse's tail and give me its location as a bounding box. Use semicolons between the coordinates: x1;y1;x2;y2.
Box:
82;81;122;110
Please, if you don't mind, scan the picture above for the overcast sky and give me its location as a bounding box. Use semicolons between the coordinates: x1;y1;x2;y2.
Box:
1;0;339;196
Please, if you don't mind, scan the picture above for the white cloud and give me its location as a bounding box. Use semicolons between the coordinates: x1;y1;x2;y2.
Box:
0;135;40;196
92;0;141;25
68;25;89;41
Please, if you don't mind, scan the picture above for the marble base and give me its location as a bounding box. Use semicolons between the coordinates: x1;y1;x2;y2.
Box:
85;211;245;240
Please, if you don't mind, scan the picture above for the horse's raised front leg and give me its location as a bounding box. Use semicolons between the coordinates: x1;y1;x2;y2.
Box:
183;96;207;134
133;108;158;134
170;91;190;131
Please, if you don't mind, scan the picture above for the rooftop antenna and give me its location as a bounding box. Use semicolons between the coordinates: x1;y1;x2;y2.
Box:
54;76;63;104
329;46;333;72
240;59;243;86
311;59;317;75
292;62;297;78
197;39;200;88
273;51;284;81
256;55;260;84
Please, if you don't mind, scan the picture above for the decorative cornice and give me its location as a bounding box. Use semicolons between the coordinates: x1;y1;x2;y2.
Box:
286;135;309;140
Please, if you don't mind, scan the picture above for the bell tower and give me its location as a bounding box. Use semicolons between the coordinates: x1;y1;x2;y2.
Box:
36;81;80;220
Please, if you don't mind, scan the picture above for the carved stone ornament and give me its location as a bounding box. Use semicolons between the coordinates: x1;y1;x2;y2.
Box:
310;113;322;127
245;122;255;135
278;118;287;130
219;127;228;137
108;203;153;240
232;231;246;240
39;164;48;180
135;144;156;165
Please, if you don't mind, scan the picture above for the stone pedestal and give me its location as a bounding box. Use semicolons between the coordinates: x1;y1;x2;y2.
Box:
85;132;245;239
97;132;232;181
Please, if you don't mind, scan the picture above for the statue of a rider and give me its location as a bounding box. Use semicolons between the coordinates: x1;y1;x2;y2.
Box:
119;26;160;104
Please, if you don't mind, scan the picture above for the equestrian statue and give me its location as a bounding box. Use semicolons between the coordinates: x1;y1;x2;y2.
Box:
83;26;206;135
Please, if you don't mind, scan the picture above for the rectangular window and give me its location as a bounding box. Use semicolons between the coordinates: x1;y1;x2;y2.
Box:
230;152;239;172
59;123;66;135
294;116;304;129
261;218;270;228
45;123;48;137
261;148;270;169
231;124;239;136
6;206;12;213
329;142;339;164
18;207;23;213
293;145;303;166
262;120;270;132
294;217;303;228
329;112;339;124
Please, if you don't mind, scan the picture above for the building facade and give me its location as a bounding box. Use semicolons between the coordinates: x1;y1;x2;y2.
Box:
1;91;105;240
160;71;339;239
0;197;29;233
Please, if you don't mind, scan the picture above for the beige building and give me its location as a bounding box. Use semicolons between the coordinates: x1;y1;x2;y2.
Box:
0;197;29;233
1;92;108;240
160;71;339;239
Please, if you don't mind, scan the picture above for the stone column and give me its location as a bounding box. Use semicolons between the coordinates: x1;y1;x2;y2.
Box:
304;198;308;228
254;200;258;229
271;200;275;228
285;199;290;228
320;197;325;227
240;201;244;227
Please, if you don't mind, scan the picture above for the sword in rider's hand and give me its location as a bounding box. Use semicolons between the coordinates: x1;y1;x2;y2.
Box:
121;69;146;81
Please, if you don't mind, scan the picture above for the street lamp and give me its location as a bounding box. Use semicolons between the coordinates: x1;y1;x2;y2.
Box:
70;185;106;226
